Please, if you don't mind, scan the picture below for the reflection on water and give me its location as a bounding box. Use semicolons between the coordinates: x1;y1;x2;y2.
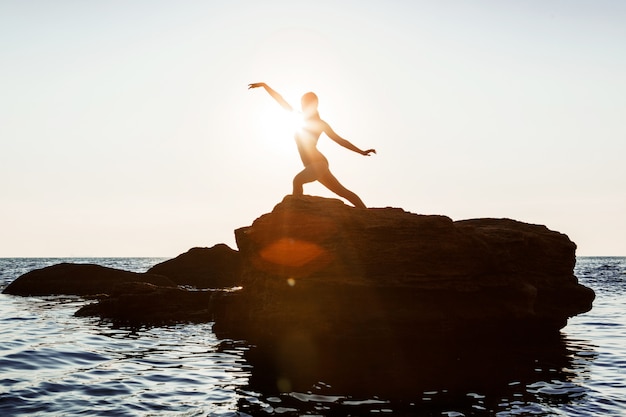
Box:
235;332;598;416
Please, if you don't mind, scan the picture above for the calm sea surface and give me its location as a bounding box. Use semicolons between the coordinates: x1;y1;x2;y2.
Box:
0;257;624;416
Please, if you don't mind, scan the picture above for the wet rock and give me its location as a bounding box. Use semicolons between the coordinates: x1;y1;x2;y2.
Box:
147;244;241;288
75;282;229;325
2;263;175;296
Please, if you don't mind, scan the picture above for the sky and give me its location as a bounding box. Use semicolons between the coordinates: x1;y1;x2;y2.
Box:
1;0;624;257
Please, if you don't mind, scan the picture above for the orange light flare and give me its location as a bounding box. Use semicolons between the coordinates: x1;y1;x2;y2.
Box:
248;210;338;277
260;237;324;268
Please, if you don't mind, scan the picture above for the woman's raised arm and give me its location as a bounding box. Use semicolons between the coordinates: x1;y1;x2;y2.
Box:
248;82;293;112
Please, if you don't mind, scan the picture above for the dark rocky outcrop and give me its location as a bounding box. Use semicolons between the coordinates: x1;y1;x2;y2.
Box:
2;263;175;296
5;196;594;342
147;244;241;288
211;195;595;343
3;195;596;398
3;245;240;299
75;282;233;325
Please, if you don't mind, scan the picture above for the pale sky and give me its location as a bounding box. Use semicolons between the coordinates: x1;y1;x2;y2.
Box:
1;0;624;257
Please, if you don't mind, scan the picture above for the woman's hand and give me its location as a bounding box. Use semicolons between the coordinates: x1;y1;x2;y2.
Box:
248;83;293;112
362;149;377;156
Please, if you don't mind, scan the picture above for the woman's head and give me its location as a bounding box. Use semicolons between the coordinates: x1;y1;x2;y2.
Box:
301;92;319;115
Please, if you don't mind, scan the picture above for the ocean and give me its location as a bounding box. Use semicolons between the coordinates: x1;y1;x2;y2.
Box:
0;257;624;416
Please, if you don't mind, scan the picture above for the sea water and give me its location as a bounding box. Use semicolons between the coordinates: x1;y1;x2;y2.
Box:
0;257;624;416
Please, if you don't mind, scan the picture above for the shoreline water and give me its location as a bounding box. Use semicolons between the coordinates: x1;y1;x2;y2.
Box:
1;257;624;416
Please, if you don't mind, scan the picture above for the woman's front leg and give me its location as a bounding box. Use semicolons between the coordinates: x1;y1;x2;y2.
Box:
292;166;318;195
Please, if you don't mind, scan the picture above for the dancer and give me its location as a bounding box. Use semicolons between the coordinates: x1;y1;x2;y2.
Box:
248;82;375;208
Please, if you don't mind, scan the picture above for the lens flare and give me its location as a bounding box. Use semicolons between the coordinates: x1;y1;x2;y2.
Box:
260;237;324;268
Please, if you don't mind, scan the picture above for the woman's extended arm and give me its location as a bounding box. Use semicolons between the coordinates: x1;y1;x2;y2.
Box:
323;121;376;156
248;82;293;112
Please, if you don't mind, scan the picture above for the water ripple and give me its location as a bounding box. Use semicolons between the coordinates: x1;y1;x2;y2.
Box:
0;293;250;416
1;257;625;416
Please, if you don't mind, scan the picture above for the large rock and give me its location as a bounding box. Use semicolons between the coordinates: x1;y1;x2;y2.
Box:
211;195;595;343
147;244;241;288
2;263;175;296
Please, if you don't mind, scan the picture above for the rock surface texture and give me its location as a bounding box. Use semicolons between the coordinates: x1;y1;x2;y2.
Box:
212;195;595;343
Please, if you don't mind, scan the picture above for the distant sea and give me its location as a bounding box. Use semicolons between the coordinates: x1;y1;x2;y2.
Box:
1;257;624;416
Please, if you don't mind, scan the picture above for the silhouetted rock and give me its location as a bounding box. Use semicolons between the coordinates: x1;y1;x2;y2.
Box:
211;195;595;343
54;195;594;342
2;263;175;296
147;244;241;288
75;282;232;324
50;195;596;398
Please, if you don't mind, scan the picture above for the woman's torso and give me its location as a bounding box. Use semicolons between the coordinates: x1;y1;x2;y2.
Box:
295;117;327;166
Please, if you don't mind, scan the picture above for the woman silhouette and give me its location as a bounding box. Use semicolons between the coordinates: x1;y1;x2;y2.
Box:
248;82;376;208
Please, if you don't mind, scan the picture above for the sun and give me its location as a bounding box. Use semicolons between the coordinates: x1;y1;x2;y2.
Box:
256;105;304;154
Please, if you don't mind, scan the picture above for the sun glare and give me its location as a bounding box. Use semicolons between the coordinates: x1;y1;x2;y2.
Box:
257;106;304;154
288;110;305;132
